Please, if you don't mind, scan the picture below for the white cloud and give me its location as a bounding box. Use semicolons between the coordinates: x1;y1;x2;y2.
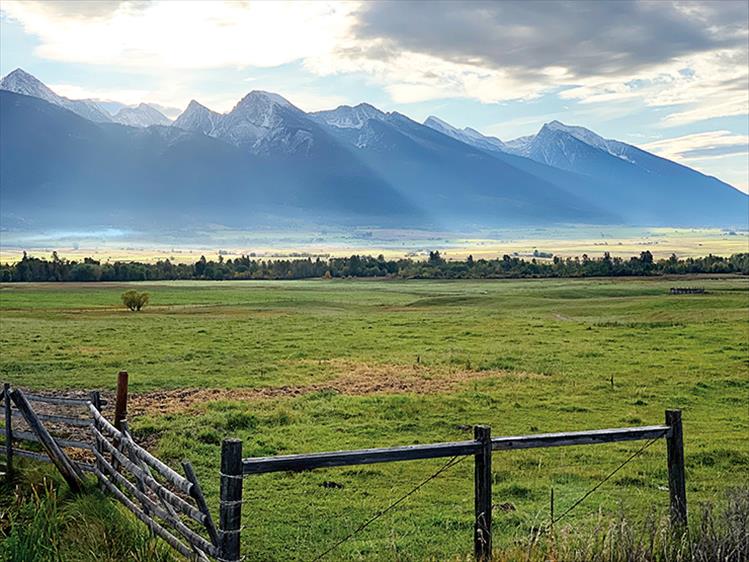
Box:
559;49;748;127
51;83;153;104
2;0;747;128
642;130;748;160
2;0;357;69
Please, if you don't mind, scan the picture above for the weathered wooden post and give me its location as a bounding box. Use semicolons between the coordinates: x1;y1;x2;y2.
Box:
89;390;101;412
90;391;105;491
183;459;220;547
11;389;83;492
4;383;12;473
114;371;129;430
220;438;243;562
665;409;687;527
474;425;492;561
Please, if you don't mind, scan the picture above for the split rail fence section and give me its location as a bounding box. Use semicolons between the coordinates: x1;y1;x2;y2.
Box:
1;374;688;562
0;378;221;561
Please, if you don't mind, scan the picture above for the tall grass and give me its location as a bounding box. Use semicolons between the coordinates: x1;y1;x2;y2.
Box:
0;468;175;562
485;487;749;562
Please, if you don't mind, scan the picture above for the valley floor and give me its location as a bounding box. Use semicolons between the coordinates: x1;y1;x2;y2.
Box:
1;226;746;264
1;277;747;560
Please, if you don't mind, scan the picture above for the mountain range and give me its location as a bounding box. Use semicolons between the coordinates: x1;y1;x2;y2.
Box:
1;68;746;232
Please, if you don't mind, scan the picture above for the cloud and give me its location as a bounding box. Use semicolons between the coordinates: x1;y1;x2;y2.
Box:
352;1;745;81
1;0;747;125
306;0;748;124
559;48;748;127
1;0;356;69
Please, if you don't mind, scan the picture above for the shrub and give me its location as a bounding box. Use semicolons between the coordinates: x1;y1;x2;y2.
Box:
121;290;149;312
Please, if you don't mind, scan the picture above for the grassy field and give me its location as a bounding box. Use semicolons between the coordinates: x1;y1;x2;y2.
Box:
1;277;748;561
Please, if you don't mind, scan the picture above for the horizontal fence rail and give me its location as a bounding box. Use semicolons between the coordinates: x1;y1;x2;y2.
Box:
25;393;108;407
1;384;98;482
238;414;685;562
243;439;481;474
241;425;672;474
490;425;671;451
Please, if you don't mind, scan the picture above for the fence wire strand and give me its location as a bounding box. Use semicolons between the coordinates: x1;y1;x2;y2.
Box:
546;429;668;529
311;454;468;562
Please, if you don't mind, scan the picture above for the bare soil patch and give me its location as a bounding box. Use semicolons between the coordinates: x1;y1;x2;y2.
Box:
129;361;531;417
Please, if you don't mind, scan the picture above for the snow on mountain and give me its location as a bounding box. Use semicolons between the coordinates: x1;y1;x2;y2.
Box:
423;115;507;153
501;135;534;155
501;121;636;164
112;103;172;127
544;121;635;163
173;100;222;135
215;90;315;154
95;100;130;116
0;68;113;123
311;103;386;129
174;91;319;155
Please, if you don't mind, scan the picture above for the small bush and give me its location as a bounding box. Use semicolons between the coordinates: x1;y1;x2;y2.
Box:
121;290;149;312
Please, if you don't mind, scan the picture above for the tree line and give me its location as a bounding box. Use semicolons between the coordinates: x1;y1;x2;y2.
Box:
2;250;747;282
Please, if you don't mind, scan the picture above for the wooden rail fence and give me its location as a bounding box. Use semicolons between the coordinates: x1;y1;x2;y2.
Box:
1;380;220;561
1;375;688;562
234;412;686;562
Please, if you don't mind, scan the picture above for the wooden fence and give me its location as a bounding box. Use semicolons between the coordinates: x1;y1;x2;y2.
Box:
670;287;705;294
0;382;100;482
232;411;686;562
0;378;222;561
1;374;688;562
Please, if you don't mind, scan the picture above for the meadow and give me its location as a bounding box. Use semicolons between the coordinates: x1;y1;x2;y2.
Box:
1;277;747;561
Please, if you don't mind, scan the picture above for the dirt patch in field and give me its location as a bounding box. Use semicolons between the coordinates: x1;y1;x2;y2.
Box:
129;361;530;417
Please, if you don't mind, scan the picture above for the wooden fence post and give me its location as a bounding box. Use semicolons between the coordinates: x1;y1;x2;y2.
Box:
220;438;243;562
474;425;492;561
10;389;83;492
114;371;129;430
90;391;105;491
665;409;687;527
183;460;221;548
4;383;12;473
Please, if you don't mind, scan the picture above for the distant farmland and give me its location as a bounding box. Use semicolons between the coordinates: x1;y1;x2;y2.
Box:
1;277;747;560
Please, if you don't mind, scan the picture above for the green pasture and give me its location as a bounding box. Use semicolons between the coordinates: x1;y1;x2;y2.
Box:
1;277;747;560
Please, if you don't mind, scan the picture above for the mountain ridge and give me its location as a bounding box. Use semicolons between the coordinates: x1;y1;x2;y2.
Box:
2;68;747;231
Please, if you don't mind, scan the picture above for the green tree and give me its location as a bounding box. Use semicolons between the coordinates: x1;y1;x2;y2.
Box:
121;290;149;312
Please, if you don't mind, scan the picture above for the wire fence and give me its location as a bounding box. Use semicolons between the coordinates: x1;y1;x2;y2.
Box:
2;376;689;562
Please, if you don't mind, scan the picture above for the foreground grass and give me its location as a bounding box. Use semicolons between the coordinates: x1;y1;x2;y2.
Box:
0;466;175;562
2;468;746;561
1;277;747;560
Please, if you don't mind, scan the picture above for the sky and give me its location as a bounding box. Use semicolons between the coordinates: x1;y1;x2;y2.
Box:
1;0;748;192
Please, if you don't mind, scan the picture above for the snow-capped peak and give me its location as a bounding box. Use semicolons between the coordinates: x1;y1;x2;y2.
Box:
0;67;113;123
0;68;59;102
112;103;171;127
311;103;386;129
424;115;506;153
234;90;298;113
173;99;222;134
544;120;609;151
541;120;634;163
423;115;456;133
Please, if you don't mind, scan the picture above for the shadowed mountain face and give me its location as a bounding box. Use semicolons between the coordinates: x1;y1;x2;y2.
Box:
1;68;747;233
0;91;421;229
425;117;749;227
